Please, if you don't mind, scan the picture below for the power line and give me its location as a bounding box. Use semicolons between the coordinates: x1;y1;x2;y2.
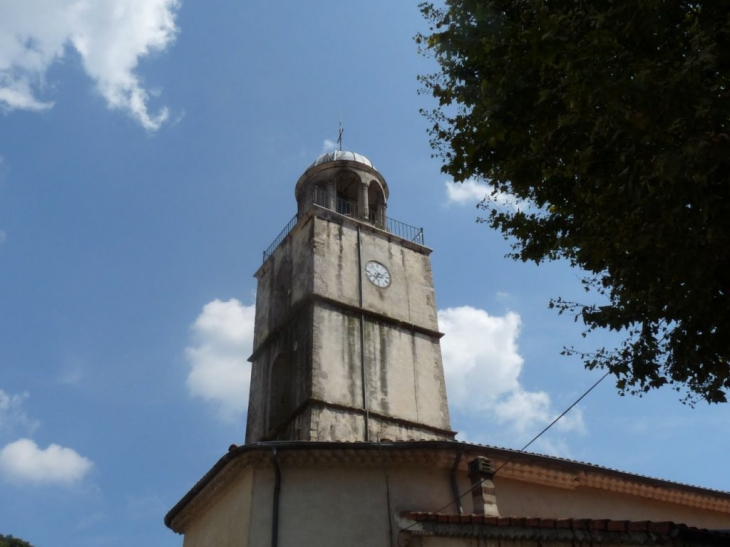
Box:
396;370;611;544
494;370;610;474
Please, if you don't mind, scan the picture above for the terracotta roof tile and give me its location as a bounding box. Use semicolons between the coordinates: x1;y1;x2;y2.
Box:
400;512;727;540
628;521;650;532
588;519;609;532
539;518;556;529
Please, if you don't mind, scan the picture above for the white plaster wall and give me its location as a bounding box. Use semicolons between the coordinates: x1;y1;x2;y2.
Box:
247;461;457;547
493;476;730;530
182;469;254;547
248;467;276;546
178;451;730;547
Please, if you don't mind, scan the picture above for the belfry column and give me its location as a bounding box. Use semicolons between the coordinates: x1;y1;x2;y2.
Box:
359;178;370;220
327;178;336;210
378;201;387;226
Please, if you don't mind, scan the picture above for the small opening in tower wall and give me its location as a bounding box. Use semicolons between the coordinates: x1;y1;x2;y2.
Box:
269;351;295;433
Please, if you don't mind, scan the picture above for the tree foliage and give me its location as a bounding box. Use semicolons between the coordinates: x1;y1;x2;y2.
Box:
417;0;730;403
0;535;35;547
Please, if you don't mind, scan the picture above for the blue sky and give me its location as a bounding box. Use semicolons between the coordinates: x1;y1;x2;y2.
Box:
1;1;729;546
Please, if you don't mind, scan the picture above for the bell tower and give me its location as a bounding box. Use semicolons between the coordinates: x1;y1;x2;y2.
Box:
246;150;454;443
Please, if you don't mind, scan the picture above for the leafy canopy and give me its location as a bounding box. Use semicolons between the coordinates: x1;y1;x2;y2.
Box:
0;535;35;547
417;0;730;403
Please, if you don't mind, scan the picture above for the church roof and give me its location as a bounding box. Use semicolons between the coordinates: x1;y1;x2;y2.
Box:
309;150;374;169
400;513;730;545
165;440;730;533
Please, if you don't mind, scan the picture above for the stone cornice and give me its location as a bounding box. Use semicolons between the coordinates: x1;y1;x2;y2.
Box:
248;291;444;363
260;398;456;441
575;470;730;514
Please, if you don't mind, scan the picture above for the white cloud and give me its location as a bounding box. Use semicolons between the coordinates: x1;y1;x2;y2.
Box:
439;306;584;440
57;357;84;386
444;179;525;211
529;437;573;458
0;438;93;485
58;364;83;385
322;139;337;153
440;307;523;402
444;179;491;205
185;299;255;421
0;389;39;435
0;0;180;130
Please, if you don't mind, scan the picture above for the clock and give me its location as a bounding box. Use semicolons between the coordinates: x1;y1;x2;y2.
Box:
365;260;391;288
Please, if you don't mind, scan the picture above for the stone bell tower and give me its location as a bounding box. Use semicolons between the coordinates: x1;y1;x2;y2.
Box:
246;150;454;443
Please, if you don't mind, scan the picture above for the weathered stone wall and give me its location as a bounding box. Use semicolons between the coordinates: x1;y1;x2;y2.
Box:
246;304;314;443
252;216;315;348
311;302;450;438
247;209;452;443
311;214;439;331
308;406;450;442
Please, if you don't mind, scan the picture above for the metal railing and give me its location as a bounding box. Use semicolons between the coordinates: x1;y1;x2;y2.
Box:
262;192;425;262
311;187;380;223
263;213;298;262
386;216;425;245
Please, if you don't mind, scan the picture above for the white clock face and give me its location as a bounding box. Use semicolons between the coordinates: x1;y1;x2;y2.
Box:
365;261;391;288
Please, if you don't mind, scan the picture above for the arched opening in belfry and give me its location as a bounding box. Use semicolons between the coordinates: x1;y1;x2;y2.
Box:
297;164;389;230
335;170;360;217
368;179;387;227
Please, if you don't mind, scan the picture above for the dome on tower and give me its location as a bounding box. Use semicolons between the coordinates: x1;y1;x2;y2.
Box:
295;147;389;230
310;150;374;169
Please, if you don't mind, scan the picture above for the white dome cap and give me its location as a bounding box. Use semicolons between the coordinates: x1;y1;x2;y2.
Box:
310;150;374;169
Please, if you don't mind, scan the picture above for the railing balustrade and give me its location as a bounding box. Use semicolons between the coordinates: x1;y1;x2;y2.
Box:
262;192;424;262
386;217;425;246
263;214;298;262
